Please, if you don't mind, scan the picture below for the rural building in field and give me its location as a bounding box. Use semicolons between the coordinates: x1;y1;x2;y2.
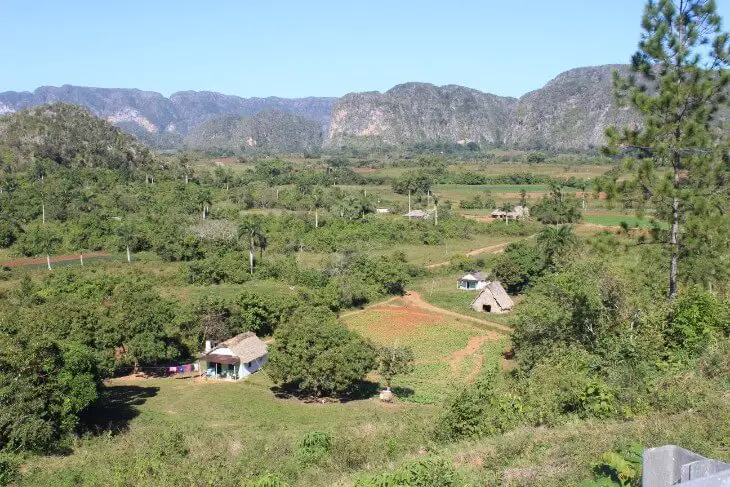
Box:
199;332;268;380
491;205;530;221
470;281;514;314
375;207;390;214
403;209;431;219
457;271;488;290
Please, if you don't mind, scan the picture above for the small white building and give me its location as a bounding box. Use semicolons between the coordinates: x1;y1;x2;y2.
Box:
376;208;390;214
457;271;488;290
470;281;514;314
199;332;268;380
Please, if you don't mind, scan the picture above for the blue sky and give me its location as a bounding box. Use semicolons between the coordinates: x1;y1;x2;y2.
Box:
2;1;730;98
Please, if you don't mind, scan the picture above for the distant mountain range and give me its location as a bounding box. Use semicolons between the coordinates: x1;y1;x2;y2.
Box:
0;86;336;150
0;66;650;152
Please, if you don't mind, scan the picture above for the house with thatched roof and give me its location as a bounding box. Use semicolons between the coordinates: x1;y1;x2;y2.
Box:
470;281;514;314
199;332;268;380
491;206;529;221
457;271;488;290
403;209;431;219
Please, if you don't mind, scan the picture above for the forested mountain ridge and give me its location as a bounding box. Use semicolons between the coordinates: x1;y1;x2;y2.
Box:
327;65;642;151
0;103;154;170
325;83;517;149
0;85;336;150
504;65;637;150
7;64;726;152
184;110;324;154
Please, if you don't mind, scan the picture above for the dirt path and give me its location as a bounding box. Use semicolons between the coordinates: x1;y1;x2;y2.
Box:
426;235;537;270
425;242;512;269
339;296;400;319
401;290;511;333
464;354;485;383
1;251;111;268
449;335;489;376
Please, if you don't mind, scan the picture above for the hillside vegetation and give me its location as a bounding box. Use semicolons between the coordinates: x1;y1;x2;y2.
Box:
0;104;154;171
184;111;324;154
1;2;730;486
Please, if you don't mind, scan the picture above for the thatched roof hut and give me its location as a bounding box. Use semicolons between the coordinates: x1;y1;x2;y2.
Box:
470;281;514;314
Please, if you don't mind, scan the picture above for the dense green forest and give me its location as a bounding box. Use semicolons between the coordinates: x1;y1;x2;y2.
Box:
1;1;730;486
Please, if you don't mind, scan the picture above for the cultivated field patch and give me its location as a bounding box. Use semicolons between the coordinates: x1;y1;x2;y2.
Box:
342;297;507;403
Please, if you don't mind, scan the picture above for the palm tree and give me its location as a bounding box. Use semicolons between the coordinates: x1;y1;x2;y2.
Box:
177;153;194;184
311;192;324;228
37;226;60;271
197;189;212;219
115;220;137;264
238;217;267;275
536;225;578;267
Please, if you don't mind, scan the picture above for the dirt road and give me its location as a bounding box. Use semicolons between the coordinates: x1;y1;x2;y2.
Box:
401;290;511;333
425;242;512;269
1;252;111;268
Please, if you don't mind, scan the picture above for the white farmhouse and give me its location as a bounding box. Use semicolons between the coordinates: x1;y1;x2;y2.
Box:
457;271;488;290
199;332;268;380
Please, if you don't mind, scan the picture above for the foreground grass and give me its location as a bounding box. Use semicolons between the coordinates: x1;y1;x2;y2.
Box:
21;374;729;487
21;374;436;487
435;398;730;486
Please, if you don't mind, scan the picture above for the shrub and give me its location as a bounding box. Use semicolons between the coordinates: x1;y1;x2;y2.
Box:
0;453;18;486
354;457;463;487
244;474;290;487
434;367;523;442
667;286;728;357
579;445;643;487
295;431;333;466
698;339;730;382
0;219;20;248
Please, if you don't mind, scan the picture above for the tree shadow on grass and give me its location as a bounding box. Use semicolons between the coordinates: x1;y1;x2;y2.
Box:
270;379;381;403
81;385;159;436
390;386;415;399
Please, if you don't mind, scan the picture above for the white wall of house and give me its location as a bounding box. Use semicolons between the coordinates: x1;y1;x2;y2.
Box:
202;350;267;380
457;279;487;290
239;354;268;378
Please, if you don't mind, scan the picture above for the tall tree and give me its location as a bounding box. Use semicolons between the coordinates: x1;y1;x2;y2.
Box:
311;191;324;229
605;0;730;300
238;216;267;275
377;344;414;392
115;220;137;264
197;189;212;220
536;224;578;268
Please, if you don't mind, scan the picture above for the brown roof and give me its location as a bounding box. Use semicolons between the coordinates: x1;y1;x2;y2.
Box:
202;332;268;363
204;354;240;365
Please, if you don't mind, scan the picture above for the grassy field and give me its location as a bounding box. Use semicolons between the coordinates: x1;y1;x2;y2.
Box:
370;234;516;267
409;275;517;328
358;162;614;180
20;373;436;487
21;291;510;486
582;212;657;228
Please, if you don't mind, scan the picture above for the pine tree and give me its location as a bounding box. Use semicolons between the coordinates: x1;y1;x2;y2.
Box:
605;0;730;300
